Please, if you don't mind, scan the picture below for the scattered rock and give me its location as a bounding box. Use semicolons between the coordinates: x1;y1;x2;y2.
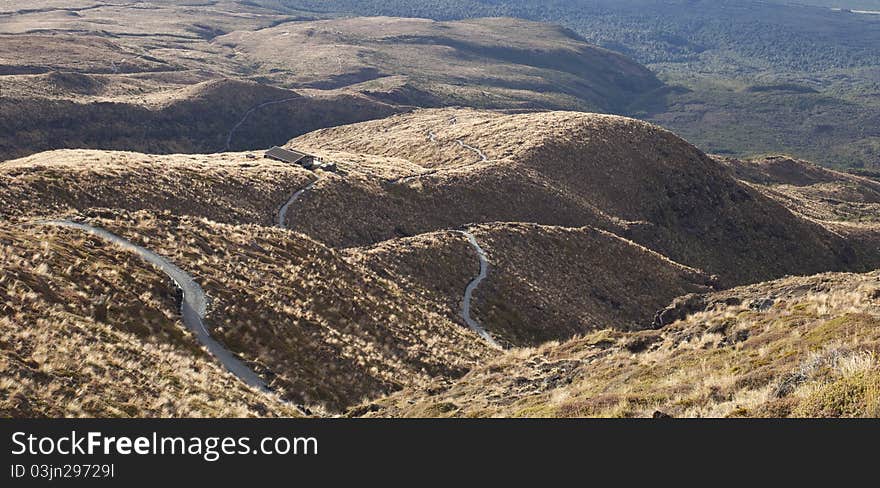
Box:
717;296;742;307
732;329;750;343
346;403;382;417
772;371;807;398
719;328;750;347
317;161;338;172
749;297;775;311
623;332;663;353
426;386;448;395
652;293;706;329
706;320;730;335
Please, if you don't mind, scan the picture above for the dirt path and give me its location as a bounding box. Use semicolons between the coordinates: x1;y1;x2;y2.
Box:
39;220;307;413
456;230;503;349
276;178;319;229
456;139;489;162
224;96;301;151
388;130;490;184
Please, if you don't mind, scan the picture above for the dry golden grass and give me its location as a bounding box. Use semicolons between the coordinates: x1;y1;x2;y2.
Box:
719;155;880;225
216;16;660;112
0;223;298;417
347;230;478;322
291;109;880;286
0;149;314;224
23;209;494;413
364;271;880;418
467;223;712;346
3;108;880;418
0;4;661;161
352;223;712;347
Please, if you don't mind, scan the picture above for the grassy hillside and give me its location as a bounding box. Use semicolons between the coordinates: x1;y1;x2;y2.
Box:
352;224;712;347
275;0;880;168
289;109;880;285
0;149;314;223
0;223;299;417
4;209;492;414
0;3;662;161
216;16;661;113
0;77;398;160
718;155;880;224
362;270;880;418
4;108;880;417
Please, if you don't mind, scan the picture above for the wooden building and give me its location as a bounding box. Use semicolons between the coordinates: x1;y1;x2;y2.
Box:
264;146;318;168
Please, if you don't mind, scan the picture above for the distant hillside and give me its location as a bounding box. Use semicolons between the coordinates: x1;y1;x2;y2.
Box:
274;0;880;168
0;78;397;160
0;3;663;161
216;16;662;113
277;0;880;71
717;155;880;234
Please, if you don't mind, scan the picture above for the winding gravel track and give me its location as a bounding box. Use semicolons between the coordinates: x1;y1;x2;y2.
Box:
224;96;301;151
456;230;502;349
456;140;489;162
390;132;488;184
37;220;298;400
276;178;319;229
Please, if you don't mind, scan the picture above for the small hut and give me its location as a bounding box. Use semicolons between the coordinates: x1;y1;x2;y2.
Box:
264;147;318;168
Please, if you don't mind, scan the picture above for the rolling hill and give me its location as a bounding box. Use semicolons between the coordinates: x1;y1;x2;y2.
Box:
287;109;880;286
0;2;663;161
215;16;661;112
4;108;880;416
361;269;880;418
274;0;880;168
